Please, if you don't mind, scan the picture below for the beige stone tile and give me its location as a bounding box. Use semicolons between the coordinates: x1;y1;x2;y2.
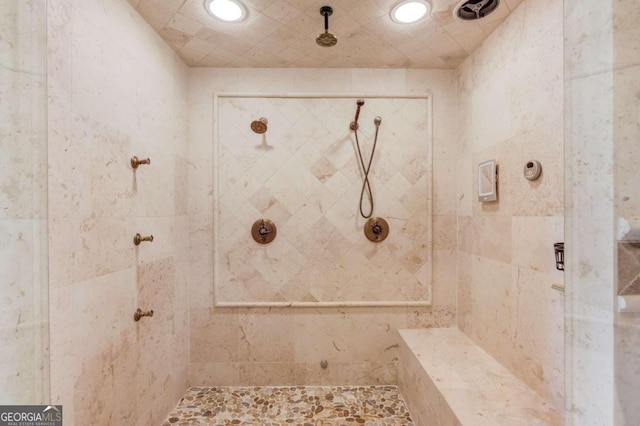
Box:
455;155;473;216
566;72;614;220
433;159;457;215
503;0;525;11
238;362;305;385
189;362;241;386
49;269;137;425
613;0;640;70
190;308;240;363
456;250;473;330
512;267;564;408
567;218;615;313
614;65;640;217
190;249;214;309
512;216;564;274
507;123;564;217
237;313;295;362
432;249;456;308
564;1;614;80
303;361;397;385
398;337;455;426
46;1;191;422
166;12;203;36
211;96;432;305
398;329;562;425
49;215;136;288
457;215;472;253
134;0;176;31
461;256;519;371
136;258;189;426
614;318;640;422
470;215;512;264
433;215;456;250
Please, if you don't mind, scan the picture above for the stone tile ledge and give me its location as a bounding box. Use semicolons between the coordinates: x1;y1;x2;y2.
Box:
397;328;562;426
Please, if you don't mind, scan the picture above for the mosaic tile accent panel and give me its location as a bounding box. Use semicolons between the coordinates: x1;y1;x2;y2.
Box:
214;96;432;305
163;386;414;425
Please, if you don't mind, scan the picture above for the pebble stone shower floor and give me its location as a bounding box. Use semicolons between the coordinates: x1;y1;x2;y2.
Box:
163;386;415;425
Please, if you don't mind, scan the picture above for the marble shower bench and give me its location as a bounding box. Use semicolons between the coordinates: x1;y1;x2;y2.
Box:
397;328;562;426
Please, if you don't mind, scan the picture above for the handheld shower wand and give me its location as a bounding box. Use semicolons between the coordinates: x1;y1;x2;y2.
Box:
350;99;383;219
350;99;365;130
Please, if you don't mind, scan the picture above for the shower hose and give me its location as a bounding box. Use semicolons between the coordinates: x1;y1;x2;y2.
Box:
353;121;381;219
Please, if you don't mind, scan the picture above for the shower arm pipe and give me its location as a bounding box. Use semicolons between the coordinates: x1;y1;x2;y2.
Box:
324;9;329;32
352;99;365;128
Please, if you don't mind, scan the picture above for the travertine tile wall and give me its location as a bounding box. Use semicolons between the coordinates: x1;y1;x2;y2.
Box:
564;0;618;423
188;68;460;384
611;0;640;423
456;0;565;411
47;0;189;424
0;0;49;404
215;96;431;305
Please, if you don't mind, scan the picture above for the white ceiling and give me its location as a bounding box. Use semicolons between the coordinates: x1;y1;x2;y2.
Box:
128;0;524;68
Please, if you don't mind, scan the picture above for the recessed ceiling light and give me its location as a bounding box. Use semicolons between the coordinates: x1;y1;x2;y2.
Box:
390;0;431;24
205;0;247;22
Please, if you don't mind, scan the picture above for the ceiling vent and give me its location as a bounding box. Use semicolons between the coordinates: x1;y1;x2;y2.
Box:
454;0;500;21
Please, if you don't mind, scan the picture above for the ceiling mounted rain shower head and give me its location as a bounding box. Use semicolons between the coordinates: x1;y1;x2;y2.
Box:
316;6;338;47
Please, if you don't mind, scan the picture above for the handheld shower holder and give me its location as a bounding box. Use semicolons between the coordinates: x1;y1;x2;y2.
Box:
351;99;365;130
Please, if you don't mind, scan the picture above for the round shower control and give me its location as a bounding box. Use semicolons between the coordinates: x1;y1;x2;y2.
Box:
251;219;277;244
364;217;389;243
523;160;542;181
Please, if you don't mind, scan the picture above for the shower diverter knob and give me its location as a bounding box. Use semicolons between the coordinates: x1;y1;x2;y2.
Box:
251;219;277;244
364;217;389;242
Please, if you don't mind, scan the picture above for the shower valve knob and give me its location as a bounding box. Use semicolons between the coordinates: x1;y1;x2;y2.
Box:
251;219;277;244
364;217;389;243
258;225;271;237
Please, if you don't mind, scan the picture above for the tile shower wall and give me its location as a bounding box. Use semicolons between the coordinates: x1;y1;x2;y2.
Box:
455;0;565;411
0;0;49;404
563;0;628;422
188;68;459;384
215;96;431;305
611;0;640;423
47;0;189;424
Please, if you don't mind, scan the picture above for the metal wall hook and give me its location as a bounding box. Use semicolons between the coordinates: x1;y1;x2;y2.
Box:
131;156;151;169
134;308;154;321
134;233;154;245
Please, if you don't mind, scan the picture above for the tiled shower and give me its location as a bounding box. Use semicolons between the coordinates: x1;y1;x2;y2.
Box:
2;0;639;424
214;96;432;306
